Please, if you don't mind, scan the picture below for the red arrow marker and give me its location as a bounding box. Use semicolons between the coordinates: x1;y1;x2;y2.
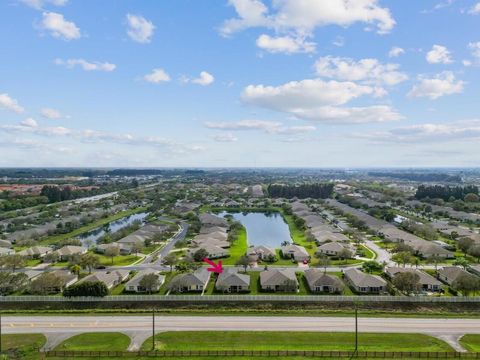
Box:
203;258;223;274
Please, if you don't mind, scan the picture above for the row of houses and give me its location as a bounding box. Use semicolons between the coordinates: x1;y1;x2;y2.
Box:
326;199;454;259
187;213;231;259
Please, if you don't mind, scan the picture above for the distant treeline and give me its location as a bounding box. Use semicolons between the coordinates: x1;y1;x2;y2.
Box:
369;172;462;183
415;185;479;201
106;169;205;176
268;183;334;199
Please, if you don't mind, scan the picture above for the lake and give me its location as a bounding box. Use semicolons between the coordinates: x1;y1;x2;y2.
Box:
76;212;148;246
219;211;292;248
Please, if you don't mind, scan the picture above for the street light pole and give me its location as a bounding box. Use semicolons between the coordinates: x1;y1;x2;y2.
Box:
152;308;155;351
355;308;358;353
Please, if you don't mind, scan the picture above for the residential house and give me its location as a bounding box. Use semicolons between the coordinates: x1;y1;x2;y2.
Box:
469;264;480;277
125;269;165;293
78;269;129;289
0;247;15;256
199;213;229;228
281;244;310;262
438;266;472;285
188;243;229;259
18;246;52;259
385;267;443;292
304;269;344;294
260;269;298;292
344;268;387;294
55;246;87;261
247;245;276;261
96;242;132;255
215;268;250;293
47;270;78;291
316;242;352;257
169;268;210;293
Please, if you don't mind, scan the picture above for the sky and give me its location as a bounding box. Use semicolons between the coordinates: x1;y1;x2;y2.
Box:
0;0;480;168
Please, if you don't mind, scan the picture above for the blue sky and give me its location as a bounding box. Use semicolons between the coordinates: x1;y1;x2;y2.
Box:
0;0;479;168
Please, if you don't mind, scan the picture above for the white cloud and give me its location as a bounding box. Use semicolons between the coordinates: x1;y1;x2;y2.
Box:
408;71;464;99
20;118;38;127
0;93;24;113
221;0;395;36
469;2;480;14
40;107;62;119
205;119;316;134
143;68;171;83
468;42;480;60
126;14;155;43
314;56;408;86
355;119;480;143
388;46;404;58
54;58;116;72
289;105;403;123
19;0;67;9
192;71;215;86
40;12;80;40
426;44;453;64
213;133;238;142
332;36;345;47
256;34;315;54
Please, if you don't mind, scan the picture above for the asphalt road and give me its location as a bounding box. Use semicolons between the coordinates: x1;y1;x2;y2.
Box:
3;316;480;336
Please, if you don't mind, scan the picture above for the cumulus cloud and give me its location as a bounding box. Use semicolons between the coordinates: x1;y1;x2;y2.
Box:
221;0;395;36
19;0;67;9
212;132;238;142
314;56;408;87
355;119;480;143
40;107;62;119
192;71;215;86
20;118;38;127
126;14;155;43
0;93;24;113
469;2;480;14
288;105;403;123
408;71;464;99
54;58;116;72
40;12;80;40
256;34;315;54
388;46;405;58
205;119;316;134
143;68;171;83
468;42;480;61
426;44;453;64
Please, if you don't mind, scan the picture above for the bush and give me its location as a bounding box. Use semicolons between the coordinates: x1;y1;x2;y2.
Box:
63;281;109;297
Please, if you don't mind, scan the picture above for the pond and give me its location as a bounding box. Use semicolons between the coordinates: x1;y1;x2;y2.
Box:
219;211;292;248
75;212;148;246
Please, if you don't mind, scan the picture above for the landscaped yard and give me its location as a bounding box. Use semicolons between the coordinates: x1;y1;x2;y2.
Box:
140;331;453;352
96;254;141;266
54;332;131;351
221;225;248;265
1;333;46;360
460;334;480;352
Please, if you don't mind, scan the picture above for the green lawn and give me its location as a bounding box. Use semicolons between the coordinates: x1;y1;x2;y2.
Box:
359;244;377;260
222;225;248;265
140;331;453;352
1;333;46;360
54;332;131;351
39;207;147;246
96;254;141;266
460;334;480;352
282;213;315;256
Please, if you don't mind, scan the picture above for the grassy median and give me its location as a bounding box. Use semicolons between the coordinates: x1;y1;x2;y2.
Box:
460;334;480;352
140;331;453;352
54;332;131;351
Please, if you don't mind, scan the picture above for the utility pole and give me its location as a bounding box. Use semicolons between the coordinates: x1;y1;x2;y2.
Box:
152;308;155;351
0;312;2;354
355;308;358;353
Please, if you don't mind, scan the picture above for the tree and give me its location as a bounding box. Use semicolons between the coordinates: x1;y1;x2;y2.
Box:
139;273;160;294
162;253;177;272
235;255;250;272
392;252;413;267
105;246;120;265
362;261;384;274
464;193;480;203
64;281;109;297
281;279;298;292
451;273;480;296
468;245;480;262
30;273;64;295
0;254;26;272
43;252;59;264
317;254;331;274
131;240;144;256
428;254;441;270
79;253;100;273
338;248;353;264
0;272;28;295
281;241;290;247
193;248;209;262
458;238;475;254
393;272;420;294
70;264;82;276
453;257;470;270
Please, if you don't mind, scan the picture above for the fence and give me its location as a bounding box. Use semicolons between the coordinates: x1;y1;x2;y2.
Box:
1;295;480;303
42;350;480;358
